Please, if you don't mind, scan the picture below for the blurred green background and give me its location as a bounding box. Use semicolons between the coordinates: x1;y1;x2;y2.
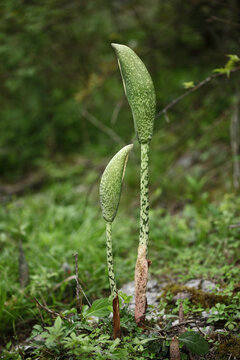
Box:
0;0;240;202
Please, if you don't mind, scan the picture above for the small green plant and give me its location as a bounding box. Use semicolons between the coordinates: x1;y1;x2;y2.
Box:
100;144;133;337
207;296;240;331
99;144;133;297
213;54;240;77
112;43;156;325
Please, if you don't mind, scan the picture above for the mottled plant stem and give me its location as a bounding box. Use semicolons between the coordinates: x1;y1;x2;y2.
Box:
135;142;150;324
106;221;117;297
139;143;150;248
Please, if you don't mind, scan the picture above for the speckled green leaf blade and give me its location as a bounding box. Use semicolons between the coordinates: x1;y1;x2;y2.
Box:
100;144;133;222
112;43;156;144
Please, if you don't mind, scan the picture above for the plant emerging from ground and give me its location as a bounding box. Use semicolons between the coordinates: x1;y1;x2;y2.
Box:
100;144;133;297
111;43;156;325
100;144;133;337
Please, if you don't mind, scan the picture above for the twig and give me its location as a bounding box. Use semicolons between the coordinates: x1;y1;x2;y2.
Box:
194;321;206;337
229;222;240;229
167;319;197;331
73;252;82;314
53;275;76;291
36;304;45;325
0;171;46;195
207;15;240;28
156;66;240;119
82;173;101;216
168;319;205;337
80;285;91;307
163;110;170;123
111;101;124;125
33;298;71;322
71;254;91;307
81;108;125;146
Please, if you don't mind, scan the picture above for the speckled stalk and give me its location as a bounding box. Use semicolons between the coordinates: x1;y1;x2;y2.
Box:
106;221;117;298
135;143;150;324
139;143;150;248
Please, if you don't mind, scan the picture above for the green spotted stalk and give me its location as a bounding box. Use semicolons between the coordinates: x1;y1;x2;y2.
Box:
105;222;116;297
112;43;156;324
100;144;133;297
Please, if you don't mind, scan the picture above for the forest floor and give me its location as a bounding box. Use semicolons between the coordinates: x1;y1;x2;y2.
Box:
0;160;239;359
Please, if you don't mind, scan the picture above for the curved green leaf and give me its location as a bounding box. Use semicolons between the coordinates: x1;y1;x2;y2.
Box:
100;144;133;222
83;298;112;319
112;43;156;144
179;331;209;355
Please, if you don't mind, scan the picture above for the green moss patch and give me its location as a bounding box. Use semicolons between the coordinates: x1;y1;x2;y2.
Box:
208;334;240;359
162;283;229;308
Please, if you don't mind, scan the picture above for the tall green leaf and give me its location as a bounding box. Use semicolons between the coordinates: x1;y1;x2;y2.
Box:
111;43;156;144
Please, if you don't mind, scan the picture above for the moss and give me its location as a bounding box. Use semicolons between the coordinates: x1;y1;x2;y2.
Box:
209;334;240;359
162;283;229;308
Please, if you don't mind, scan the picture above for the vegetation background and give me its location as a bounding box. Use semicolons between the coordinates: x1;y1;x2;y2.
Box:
1;0;240;191
0;0;240;358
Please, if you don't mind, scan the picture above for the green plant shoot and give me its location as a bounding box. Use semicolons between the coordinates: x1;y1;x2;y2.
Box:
100;144;133;297
112;43;156;324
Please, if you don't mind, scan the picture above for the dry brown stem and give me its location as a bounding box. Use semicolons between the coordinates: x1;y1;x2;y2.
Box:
170;336;181;360
113;293;121;339
134;244;148;326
